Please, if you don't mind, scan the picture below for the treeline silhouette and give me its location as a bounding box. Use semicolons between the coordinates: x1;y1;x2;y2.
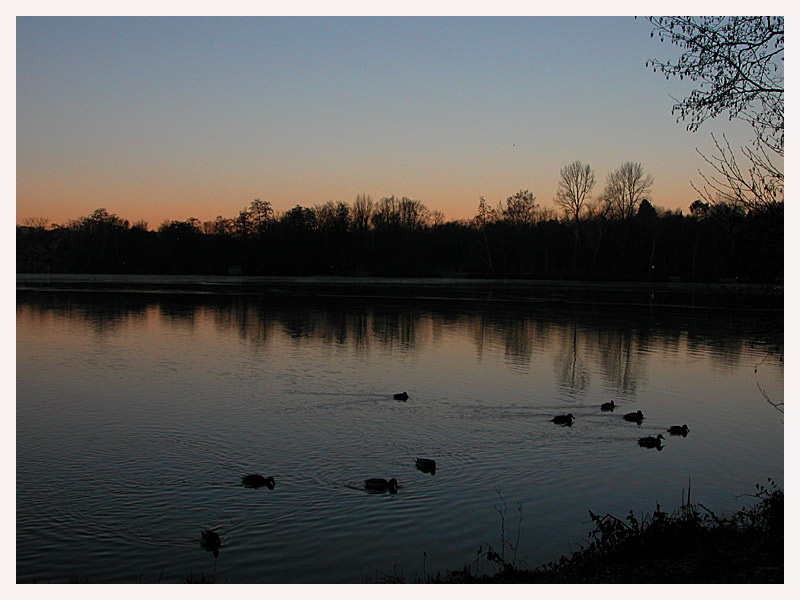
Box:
17;193;782;282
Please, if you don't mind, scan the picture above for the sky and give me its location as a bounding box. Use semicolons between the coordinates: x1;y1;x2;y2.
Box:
15;8;781;229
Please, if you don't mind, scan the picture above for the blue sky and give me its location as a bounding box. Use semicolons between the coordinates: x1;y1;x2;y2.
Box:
16;11;775;227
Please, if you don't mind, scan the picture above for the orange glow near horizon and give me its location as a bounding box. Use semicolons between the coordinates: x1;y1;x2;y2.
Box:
15;183;699;229
16;129;712;228
15;158;708;229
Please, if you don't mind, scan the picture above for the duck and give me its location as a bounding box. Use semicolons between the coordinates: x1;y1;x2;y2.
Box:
394;392;409;401
242;474;276;489
200;529;221;554
638;434;665;449
551;413;575;426
623;410;645;423
415;458;436;474
667;424;690;436
600;400;615;412
364;477;398;492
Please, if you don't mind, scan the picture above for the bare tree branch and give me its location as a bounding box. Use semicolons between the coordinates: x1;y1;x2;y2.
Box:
646;16;784;156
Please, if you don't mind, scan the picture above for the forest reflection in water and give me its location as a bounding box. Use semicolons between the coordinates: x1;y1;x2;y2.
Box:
17;290;781;401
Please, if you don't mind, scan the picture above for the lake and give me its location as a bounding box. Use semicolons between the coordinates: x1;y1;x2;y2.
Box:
16;279;783;583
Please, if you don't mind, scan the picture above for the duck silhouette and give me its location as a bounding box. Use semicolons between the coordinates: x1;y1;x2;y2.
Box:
242;474;275;489
623;410;645;423
551;413;575;426
638;434;665;449
600;401;615;412
364;477;398;492
200;529;221;557
667;424;690;436
394;392;409;401
415;458;436;474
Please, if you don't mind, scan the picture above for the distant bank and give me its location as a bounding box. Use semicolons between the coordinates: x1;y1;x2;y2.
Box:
16;274;782;312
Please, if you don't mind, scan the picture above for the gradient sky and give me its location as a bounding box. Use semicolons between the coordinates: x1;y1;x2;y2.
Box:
16;14;766;228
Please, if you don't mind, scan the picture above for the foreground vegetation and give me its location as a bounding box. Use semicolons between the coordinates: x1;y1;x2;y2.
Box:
365;481;783;584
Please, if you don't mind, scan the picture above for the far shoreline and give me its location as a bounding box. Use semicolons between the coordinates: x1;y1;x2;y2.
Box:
16;273;783;312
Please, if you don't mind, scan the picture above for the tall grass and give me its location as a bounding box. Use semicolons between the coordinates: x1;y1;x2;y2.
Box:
366;480;783;584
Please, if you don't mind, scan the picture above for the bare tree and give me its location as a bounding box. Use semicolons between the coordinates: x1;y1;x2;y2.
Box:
646;16;783;259
585;199;612;269
397;197;431;230
71;208;129;232
352;193;374;232
314;200;350;233
555;160;595;223
603;162;654;220
646;16;784;156
556;160;595;265
474;196;494;227
248;198;275;235
372;195;401;229
692;133;783;260
280;205;317;231
499;190;538;225
473;196;495;271
21;216;50;230
158;217;200;233
372;196;431;231
203;215;232;235
693;133;783;217
351;193;373;273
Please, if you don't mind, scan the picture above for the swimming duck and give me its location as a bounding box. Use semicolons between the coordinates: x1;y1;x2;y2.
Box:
415;458;436;474
242;474;276;489
600;401;615;412
200;529;220;547
394;392;409;401
623;410;645;423
638;434;665;449
200;529;221;556
667;424;690;436
551;413;575;426
364;477;398;492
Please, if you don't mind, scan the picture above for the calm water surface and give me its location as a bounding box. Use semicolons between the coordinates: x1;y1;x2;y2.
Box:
16;289;783;583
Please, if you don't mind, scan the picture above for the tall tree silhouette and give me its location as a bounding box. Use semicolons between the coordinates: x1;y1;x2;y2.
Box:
556;160;595;266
